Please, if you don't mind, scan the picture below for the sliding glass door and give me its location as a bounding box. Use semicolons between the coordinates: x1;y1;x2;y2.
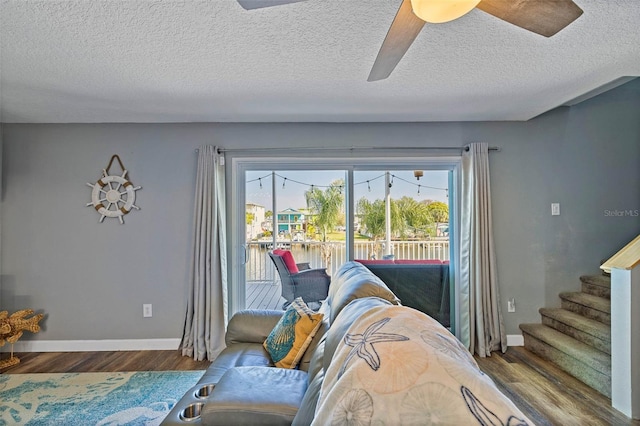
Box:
352;169;451;326
231;156;460;334
243;170;347;310
352;170;450;261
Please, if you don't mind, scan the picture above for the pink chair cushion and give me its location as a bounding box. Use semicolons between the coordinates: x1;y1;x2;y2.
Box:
355;259;395;265
394;259;443;265
273;249;299;274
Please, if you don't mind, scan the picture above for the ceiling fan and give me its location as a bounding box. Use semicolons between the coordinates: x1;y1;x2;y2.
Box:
237;0;584;82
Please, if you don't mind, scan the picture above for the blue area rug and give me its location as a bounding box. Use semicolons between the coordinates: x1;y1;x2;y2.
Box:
0;371;204;425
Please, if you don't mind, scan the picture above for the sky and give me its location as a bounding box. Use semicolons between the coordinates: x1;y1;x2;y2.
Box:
246;170;449;212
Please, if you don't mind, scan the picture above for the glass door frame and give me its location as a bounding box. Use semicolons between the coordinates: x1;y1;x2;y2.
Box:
230;155;463;337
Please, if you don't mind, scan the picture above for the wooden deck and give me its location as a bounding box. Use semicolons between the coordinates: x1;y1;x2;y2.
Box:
246;280;285;310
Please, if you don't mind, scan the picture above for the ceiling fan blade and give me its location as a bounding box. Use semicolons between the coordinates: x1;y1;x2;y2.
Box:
476;0;583;37
237;0;307;10
368;0;426;82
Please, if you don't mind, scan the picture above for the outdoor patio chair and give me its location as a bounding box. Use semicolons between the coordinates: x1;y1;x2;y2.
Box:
268;249;330;310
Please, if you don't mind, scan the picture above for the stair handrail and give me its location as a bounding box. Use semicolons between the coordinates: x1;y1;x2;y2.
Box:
601;234;640;273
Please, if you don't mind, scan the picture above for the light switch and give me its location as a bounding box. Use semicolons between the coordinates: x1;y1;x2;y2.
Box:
143;304;152;318
551;203;560;216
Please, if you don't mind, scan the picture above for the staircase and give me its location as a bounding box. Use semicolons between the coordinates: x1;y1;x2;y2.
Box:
519;274;611;397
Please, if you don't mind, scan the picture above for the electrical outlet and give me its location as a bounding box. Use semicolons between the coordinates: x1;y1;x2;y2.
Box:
143;304;152;318
551;203;560;216
507;298;516;313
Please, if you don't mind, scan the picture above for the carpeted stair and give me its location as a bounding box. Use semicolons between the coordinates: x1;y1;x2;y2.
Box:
520;274;611;397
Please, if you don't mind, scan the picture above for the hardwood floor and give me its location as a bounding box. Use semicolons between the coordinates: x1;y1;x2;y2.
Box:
0;350;210;374
476;346;640;426
2;347;639;425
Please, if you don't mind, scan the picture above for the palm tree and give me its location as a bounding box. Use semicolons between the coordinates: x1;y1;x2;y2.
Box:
305;180;345;268
357;197;407;258
305;180;344;242
424;200;449;236
359;197;426;239
357;198;386;241
396;196;432;238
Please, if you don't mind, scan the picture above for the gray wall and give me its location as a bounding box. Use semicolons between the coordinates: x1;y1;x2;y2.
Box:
0;124;3;301
1;81;638;341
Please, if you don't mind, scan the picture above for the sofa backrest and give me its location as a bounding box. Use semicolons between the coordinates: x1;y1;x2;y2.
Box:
325;261;400;324
298;303;330;372
292;296;393;426
312;301;533;425
298;262;398;372
293;262;401;423
322;297;394;368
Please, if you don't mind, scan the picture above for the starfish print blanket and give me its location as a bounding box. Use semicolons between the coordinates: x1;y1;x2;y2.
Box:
313;304;533;425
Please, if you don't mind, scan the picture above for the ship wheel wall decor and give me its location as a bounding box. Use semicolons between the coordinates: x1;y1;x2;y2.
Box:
86;155;141;224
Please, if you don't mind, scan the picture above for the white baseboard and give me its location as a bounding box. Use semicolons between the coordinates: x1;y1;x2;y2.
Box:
1;338;182;353
507;334;524;346
4;336;524;352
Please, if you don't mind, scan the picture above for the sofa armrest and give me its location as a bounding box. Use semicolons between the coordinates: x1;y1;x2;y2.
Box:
200;367;308;426
225;309;283;346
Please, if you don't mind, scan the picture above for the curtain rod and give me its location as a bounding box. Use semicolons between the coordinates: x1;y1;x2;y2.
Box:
209;146;500;153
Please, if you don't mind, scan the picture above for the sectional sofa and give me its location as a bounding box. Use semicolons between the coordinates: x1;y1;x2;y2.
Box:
162;261;530;425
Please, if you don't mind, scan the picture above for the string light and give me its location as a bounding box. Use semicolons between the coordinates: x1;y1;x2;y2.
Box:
246;172;447;194
390;173;446;192
246;173;272;185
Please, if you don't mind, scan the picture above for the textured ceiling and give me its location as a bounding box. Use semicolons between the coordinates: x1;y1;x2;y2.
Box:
1;0;639;123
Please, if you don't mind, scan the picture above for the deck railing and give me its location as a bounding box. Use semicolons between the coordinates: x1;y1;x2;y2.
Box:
246;239;450;282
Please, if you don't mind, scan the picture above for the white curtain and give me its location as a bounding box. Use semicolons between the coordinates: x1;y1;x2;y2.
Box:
180;145;228;361
460;142;507;357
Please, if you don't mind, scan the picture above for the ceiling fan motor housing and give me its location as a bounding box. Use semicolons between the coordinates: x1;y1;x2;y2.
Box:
410;0;482;23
